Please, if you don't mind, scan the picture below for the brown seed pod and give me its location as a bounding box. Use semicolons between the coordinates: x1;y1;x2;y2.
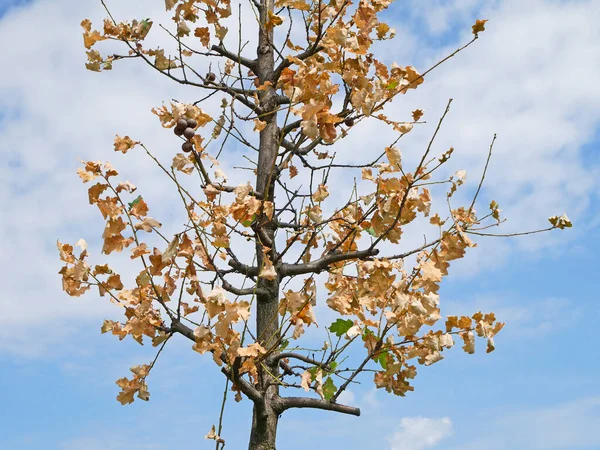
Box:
186;118;198;129
182;141;194;153
183;127;196;140
344;118;355;127
206;72;216;82
177;118;188;128
174;124;186;136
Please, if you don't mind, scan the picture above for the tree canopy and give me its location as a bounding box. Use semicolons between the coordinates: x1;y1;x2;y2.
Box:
58;0;571;448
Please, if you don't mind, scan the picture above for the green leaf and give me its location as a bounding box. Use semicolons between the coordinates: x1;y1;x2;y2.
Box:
362;328;375;341
365;227;377;237
327;361;338;373
279;339;289;350
386;80;399;90
128;195;142;210
373;351;388;369
329;319;354;337
322;377;336;400
242;214;256;227
138;19;153;39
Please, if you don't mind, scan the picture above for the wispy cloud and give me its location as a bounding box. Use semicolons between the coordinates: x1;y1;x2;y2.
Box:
444;294;581;339
449;397;600;450
388;417;453;450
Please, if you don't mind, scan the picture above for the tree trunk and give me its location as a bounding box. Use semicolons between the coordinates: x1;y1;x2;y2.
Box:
249;0;280;447
248;401;279;450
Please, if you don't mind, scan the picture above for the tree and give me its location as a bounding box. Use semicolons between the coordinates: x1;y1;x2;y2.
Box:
58;1;572;448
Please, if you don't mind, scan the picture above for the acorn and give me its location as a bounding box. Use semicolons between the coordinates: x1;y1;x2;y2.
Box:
183;127;196;140
182;141;194;153
186;118;198;129
344;118;355;127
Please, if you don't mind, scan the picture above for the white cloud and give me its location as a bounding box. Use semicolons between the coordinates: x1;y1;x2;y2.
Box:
361;388;381;409
452;397;600;450
388;417;453;450
338;389;356;405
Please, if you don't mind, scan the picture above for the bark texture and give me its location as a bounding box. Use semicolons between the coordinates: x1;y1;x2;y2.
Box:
249;0;280;447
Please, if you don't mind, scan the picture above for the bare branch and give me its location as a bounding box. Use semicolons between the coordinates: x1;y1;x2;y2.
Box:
228;259;260;277
465;227;555;237
274;396;360;416
221;279;266;296
385;238;441;261
210;44;258;72
280;248;379;277
268;352;332;370
468;133;497;216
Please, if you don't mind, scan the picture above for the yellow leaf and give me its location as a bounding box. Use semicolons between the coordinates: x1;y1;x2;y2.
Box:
130;243;150;259
472;19;488;35
312;184;329;202
205;287;227;318
81;20;106;49
115;181;136;193
116;388;136;405
114;135;139;153
254;119;267;132
81;19;92;32
424;350;444;366
177;21;191;37
205;425;225;444
137;384;150;401
194;27;210;46
301;370;312;391
548;213;572;229
461;331;475;354
376;22;391;39
237;342;267;357
161;237;179;263
77;168;97;183
101;320;116;334
172;153;194;174
215;24;228;41
85;49;102;72
205;425;217;440
134;217;162;232
385;146;402;170
130;197;149;219
75;238;87;252
275;0;311;11
266;11;284;29
259;254;278;280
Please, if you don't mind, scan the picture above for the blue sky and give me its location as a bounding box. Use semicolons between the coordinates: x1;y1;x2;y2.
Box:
1;0;599;449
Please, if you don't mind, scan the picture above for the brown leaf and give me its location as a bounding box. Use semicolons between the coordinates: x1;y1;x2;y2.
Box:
134;217;162;232
472;19;488;35
114;135;139;153
194;27;210;46
130;197;149;219
412;109;424;121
